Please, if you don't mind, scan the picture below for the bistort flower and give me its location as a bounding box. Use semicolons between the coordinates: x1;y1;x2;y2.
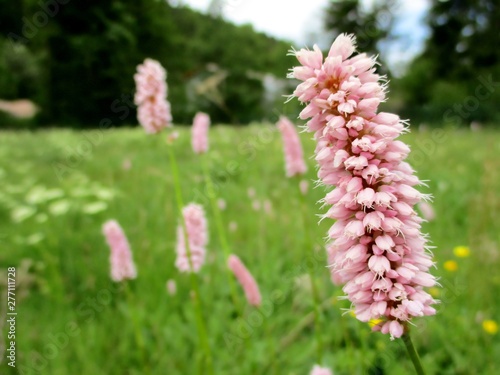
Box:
290;34;437;339
227;254;262;307
175;203;208;273
276;116;308;177
134;58;172;133
102;220;137;282
192;112;210;154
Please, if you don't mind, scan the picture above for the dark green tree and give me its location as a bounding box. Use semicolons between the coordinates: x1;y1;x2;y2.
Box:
324;0;397;69
399;0;500;125
0;0;293;127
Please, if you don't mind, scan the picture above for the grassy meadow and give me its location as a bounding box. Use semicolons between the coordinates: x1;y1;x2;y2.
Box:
1;124;499;374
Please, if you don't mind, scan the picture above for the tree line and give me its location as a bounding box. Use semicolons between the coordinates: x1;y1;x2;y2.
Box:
1;0;499;128
0;0;295;127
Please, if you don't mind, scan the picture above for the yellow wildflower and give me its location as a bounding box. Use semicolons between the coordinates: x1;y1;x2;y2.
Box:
482;320;498;335
453;246;470;258
429;287;440;298
444;260;458;272
369;319;383;328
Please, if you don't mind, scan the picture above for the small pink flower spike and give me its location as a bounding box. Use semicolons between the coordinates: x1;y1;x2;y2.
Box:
300;179;309;195
276;116;308;177
418;201;435;221
192;112;211;154
102;220;137;282
122;158;132;171
229;221;238;232
227;254;262;307
310;365;333;375
217;198;227;211
247;187;256;198
291;34;437;339
134;58;172;133
175;203;209;273
166;279;177;296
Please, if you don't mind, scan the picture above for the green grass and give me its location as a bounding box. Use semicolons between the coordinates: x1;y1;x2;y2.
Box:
0;125;499;374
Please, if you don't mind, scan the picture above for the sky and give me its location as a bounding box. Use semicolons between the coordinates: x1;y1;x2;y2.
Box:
175;0;431;75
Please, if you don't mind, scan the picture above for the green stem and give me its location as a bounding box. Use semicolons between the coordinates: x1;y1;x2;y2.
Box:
279;296;334;351
261;296;335;374
200;154;242;317
201;154;250;362
168;143;214;375
296;177;324;364
123;282;150;374
403;330;426;375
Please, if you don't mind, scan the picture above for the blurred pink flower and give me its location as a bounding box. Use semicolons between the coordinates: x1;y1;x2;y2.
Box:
418;201;435;221
134;58;172;133
276;116;308;177
300;179;309;195
175;203;208;273
122;158;132;171
263;199;272;215
217;198;227;211
102;220;137;282
229;221;238;232
310;365;333;375
252;200;261;211
247;187;256;198
167;130;179;144
291;34;437;339
192;112;210;154
166;279;177;296
228;254;261;307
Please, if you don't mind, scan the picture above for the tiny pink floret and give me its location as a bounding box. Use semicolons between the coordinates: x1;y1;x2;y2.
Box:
102;220;137;282
290;34;437;339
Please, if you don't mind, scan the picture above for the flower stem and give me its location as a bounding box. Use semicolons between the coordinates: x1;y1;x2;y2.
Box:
167;142;214;375
296;177;324;364
123;282;150;374
403;330;426;375
201;154;242;317
261;296;335;373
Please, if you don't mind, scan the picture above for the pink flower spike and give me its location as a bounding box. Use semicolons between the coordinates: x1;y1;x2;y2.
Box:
102;220;137;282
175;203;208;273
134;58;172;133
247;187;256;198
310;364;334;375
166;279;177;296
418;201;435;221
276;116;308;177
290;33;437;337
191;112;210;154
227;254;262;307
229;221;238;232
217;198;227;211
300;179;309;195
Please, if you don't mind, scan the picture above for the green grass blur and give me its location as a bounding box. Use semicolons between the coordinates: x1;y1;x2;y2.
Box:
0;125;499;374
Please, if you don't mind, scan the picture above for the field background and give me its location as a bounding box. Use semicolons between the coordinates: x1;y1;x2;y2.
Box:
1;125;500;374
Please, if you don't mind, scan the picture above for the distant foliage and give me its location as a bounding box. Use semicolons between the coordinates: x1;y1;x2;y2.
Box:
399;0;500;125
0;0;293;127
324;0;397;73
